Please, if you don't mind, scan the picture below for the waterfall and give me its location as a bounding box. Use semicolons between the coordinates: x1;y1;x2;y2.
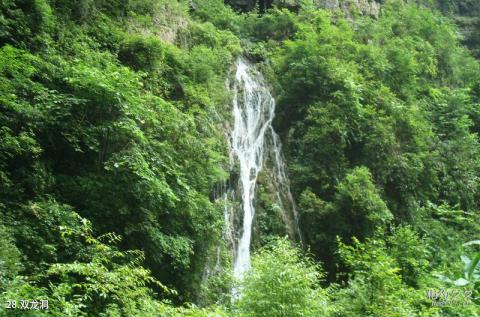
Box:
227;58;301;284
230;59;274;280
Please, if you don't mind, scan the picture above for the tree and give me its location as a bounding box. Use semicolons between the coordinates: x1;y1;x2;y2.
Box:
235;238;332;317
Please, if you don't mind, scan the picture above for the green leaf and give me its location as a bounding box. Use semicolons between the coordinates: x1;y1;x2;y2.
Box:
466;253;480;280
454;278;470;286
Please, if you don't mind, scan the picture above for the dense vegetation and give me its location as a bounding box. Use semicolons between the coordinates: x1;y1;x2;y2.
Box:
0;0;479;316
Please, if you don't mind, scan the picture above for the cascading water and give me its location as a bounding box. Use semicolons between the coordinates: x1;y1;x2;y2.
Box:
230;59;275;280
227;58;301;283
199;58;301;300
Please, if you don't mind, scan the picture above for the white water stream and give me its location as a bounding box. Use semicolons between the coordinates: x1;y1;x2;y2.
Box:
228;59;301;283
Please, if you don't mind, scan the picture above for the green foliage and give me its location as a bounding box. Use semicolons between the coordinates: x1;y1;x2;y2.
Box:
235;238;332;317
439;240;480;305
334;167;392;236
387;226;430;287
242;8;298;42
299;167;392;278
0;0;54;48
44;233;167;316
0;224;22;290
1;0;479;315
423;0;480;58
0;0;238;306
0;215;173;317
335;234;435;317
424;88;480;210
416;202;480;275
191;0;242;33
118;34;166;71
266;1;480;286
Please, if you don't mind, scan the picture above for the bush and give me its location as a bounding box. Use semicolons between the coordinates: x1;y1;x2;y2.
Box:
235;238;332;317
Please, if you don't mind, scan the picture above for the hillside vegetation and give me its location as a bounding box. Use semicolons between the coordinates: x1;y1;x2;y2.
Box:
0;0;479;316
